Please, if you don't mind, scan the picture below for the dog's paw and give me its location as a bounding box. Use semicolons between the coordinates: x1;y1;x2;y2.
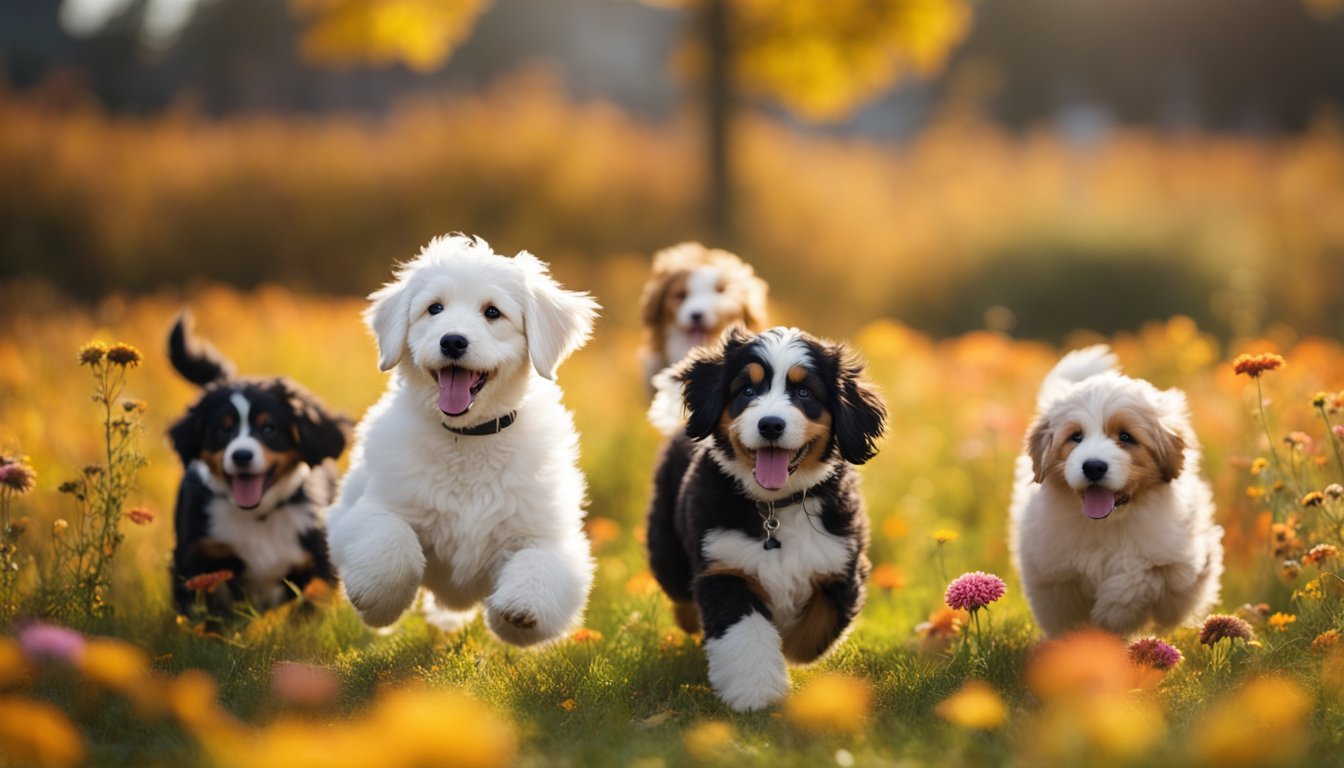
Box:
501;609;538;629
704;612;789;712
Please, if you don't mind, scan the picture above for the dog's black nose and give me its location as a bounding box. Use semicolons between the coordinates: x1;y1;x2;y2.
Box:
231;448;255;466
1082;459;1108;482
690;311;705;325
440;334;469;359
758;416;786;441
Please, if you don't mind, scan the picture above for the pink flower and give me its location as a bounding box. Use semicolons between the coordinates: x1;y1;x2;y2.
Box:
944;571;1006;612
1128;637;1183;671
18;623;85;663
1200;614;1254;646
271;661;341;709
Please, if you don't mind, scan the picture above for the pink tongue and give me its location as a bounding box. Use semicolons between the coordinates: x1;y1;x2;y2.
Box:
689;329;708;346
754;447;791;490
1083;487;1117;519
438;368;477;416
232;474;265;509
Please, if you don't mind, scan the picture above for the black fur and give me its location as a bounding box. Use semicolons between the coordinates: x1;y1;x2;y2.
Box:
167;314;349;622
645;327;885;699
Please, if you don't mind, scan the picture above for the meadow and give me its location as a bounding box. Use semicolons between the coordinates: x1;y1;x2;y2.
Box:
1;284;1344;767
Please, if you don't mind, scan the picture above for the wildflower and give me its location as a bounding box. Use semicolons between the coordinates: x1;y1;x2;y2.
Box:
1313;392;1328;408
0;639;29;688
57;481;79;495
363;686;517;768
122;399;148;414
1245;485;1265;500
77;341;108;365
8;517;29;537
1249;457;1268;475
1232;352;1285;378
51;519;68;535
585;517;620;549
270;662;340;709
1268;613;1297;633
18;623;85;663
1327;483;1344;499
1302;491;1326;507
945;571;1006;612
1295;577;1324;601
105;343;143;367
125;507;155;525
915;606;967;649
0;695;86;768
0;461;35;495
683;721;735;761
870;563;905;590
1026;630;1134;701
1191;675;1310;767
1311;630;1341;653
1128;637;1183;671
1281;559;1301;580
1285;432;1312;451
570;627;603;643
559;698;577;712
183;570;234;593
1200;614;1255;646
882;515;910;539
624;571;659;596
1335;425;1344;441
79;639;151;697
933;528;959;544
82;465;101;477
935;680;1006;730
784;673;872;734
1304;543;1338;566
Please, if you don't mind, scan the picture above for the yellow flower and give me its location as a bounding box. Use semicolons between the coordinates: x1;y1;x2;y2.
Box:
105;342;143;367
560;698;577;712
683;721;735;761
79;639;154;709
51;519;69;535
1249;457;1269;475
935;680;1006;730
1191;675;1311;767
0;638;30;688
1268;612;1297;632
784;673;872;734
933;528;958;544
77;341;108;365
363;686;517;768
1302;491;1326;508
0;696;86;768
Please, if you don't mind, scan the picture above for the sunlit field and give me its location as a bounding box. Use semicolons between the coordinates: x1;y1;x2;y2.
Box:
2;283;1344;766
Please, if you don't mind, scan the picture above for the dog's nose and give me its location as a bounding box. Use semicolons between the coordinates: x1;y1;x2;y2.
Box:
758;416;786;441
440;334;469;359
690;311;705;325
231;448;255;466
1082;459;1108;482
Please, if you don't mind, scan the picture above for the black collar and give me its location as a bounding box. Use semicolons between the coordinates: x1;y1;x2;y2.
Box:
442;411;517;436
755;490;807;513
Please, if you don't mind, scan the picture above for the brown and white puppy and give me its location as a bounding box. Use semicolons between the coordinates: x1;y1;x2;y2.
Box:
638;243;768;386
646;327;885;711
1010;345;1223;638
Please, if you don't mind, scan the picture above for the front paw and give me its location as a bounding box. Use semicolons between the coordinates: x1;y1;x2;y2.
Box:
501;609;537;629
704;613;789;712
343;563;421;628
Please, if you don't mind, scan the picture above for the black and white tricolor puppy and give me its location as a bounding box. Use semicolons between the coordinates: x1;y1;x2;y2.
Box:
167;315;349;618
646;327;886;711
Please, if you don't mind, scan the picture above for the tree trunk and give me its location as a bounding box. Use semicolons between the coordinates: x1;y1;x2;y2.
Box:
703;0;732;245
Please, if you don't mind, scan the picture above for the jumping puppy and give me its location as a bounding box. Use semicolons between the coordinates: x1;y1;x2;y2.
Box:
328;235;600;646
639;243;768;387
1010;345;1224;637
646;327;886;711
167;314;348;618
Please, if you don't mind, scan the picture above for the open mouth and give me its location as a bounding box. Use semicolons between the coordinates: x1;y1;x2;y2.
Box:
227;467;275;510
1080;485;1131;520
749;441;813;491
682;322;710;347
435;366;490;417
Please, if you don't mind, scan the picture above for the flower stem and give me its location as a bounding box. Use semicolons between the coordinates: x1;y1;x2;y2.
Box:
1257;378;1299;521
1319;406;1344;481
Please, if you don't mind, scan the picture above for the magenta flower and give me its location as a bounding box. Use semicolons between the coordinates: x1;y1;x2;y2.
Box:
944;571;1006;612
1199;614;1255;646
1128;637;1183;671
18;622;85;663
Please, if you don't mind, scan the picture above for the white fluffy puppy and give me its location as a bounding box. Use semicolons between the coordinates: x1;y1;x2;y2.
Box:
1010;345;1223;638
329;235;600;646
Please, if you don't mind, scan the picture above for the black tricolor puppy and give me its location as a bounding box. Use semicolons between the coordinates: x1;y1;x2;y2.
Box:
167;313;348;619
645;326;886;712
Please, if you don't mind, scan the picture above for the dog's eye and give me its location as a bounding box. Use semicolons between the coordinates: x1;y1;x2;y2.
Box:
484;305;502;320
741;386;757;399
428;303;444;316
1070;431;1083;443
1118;431;1135;444
260;424;276;436
795;386;810;399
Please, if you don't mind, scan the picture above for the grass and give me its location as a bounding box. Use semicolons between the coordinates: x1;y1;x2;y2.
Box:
1;287;1344;766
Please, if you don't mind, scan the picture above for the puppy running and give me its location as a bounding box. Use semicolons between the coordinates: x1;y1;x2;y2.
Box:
1010;345;1223;637
646;327;886;711
328;235;600;646
167;314;348;618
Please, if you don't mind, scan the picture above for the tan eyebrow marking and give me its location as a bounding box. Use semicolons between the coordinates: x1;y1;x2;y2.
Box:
747;362;765;384
787;366;808;384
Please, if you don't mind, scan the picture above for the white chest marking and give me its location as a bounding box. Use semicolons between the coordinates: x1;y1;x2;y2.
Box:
701;505;850;628
207;496;314;608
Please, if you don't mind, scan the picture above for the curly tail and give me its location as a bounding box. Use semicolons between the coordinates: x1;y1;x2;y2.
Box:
168;312;234;387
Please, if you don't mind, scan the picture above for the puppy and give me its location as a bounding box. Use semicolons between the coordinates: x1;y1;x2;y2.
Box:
646;327;886;711
639;243;768;386
1010;345;1223;638
328;235;600;646
167;314;348;617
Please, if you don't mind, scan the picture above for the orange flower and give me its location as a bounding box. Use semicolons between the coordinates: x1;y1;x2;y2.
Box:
1232;353;1285;378
625;571;660;596
183;570;234;593
570;628;603;643
1311;629;1341;653
124;507;155;525
936;680;1007;730
1267;612;1296;633
870;564;905;590
585;517;620;549
784;673;872;734
559;698;577;712
105;343;143;367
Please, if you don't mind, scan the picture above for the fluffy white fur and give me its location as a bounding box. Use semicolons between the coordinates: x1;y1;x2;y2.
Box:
1010;345;1224;638
328;235;600;646
702;612;788;712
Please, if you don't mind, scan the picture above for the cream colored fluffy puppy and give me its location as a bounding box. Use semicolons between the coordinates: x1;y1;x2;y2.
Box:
1010;345;1223;637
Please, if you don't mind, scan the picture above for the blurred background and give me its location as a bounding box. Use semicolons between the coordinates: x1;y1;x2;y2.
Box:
2;0;1343;341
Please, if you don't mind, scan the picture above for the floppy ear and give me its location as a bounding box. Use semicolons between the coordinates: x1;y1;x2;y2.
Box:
639;271;673;330
168;400;207;467
678;351;727;441
364;278;410;372
276;380;350;466
516;251;600;380
830;343;887;465
1151;424;1186;482
742;272;769;332
1027;417;1052;483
